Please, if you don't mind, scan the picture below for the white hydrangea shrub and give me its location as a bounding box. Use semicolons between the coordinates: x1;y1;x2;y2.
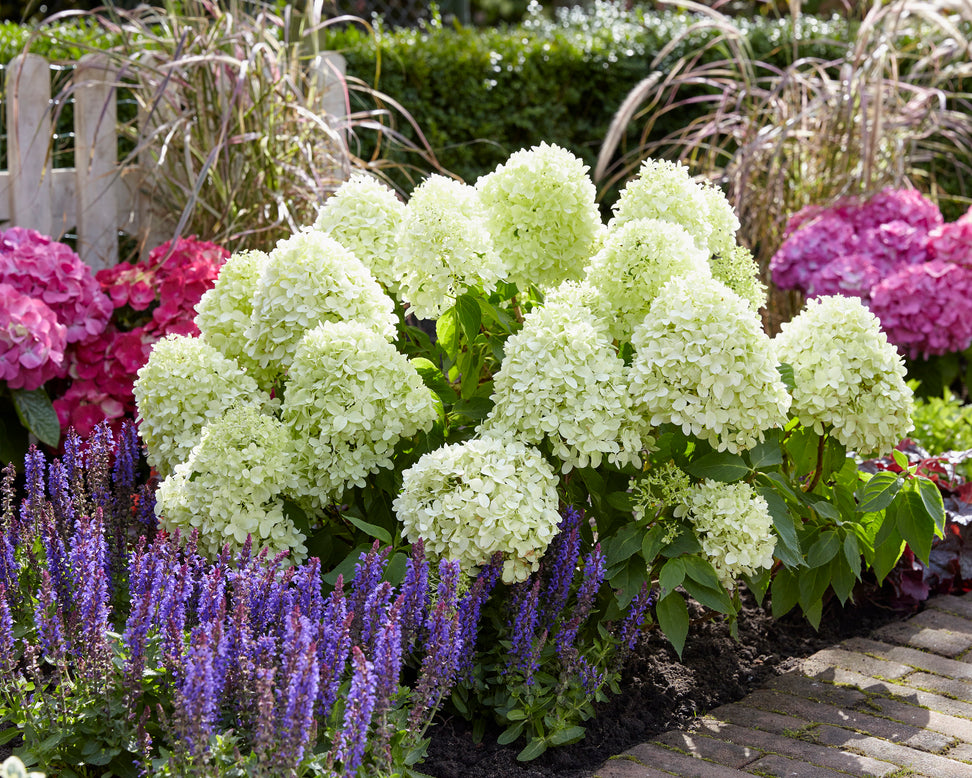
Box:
155;404;306;562
313;173;405;293
244;229;396;389
683;479;777;587
481;281;649;471
393;175;505;320
585;218;711;343
773;295;914;456
476;142;601;291
133;333;262;477
281;320;438;509
629;274;791;454
393;437;562;584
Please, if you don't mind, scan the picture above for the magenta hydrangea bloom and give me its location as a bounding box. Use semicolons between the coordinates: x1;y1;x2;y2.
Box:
927;208;972;267
861;188;943;233
0;283;67;390
770;211;858;290
857;221;930;269
810;253;882;299
870;261;972;359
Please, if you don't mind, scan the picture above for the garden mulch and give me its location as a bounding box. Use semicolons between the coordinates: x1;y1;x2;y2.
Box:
589;590;972;778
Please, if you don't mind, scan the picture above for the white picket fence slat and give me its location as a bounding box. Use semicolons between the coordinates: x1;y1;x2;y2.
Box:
0;51;347;271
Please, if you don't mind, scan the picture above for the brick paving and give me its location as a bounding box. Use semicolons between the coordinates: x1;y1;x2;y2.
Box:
590;591;972;778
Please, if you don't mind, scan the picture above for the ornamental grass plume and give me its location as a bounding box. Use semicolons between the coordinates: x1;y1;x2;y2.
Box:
394;175;504;320
394;438;562;584
585;218;711;343
630;274;791;454
682;479;776;588
481;282;646;471
314;173;406;294
281;320;438;509
773;295;913;456
475;142;601;291
244;230;397;389
133;333;262;477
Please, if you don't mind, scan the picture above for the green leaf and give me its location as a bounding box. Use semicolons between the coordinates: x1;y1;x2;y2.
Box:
0;727;20;746
549;725;586;746
681;450;749;483
743;568;771;606
659;557;685;594
777;362;795;393
811;501;841;523
857;471;901;513
606;491;636;512
345;515;393;546
891;449;910;470
411;357;458;402
747;429;783;469
915;477;946;537
641;524;667;565
323;544;371;586
829;555;856;605
456;293;483;343
871;529;905;584
757;487;804;568
11;387;60;447
806;530;840;568
682;577;732;614
770;567;799;618
892;489;935;566
797;563;831;616
517;737;548;762
682;555;724;592
505;708;527;721
497;722;524;745
842;533;861;579
785;425;820;477
604;523;644;568
656;591;689;657
660;525;702;557
436;308;460;358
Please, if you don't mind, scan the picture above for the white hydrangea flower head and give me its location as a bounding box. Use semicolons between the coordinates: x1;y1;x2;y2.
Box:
394;175;504;320
281;320;438;510
630;274;791;454
700;183;741;259
393;437;562;584
585;217;711;343
134;334;263;477
709;244;766;313
773;295;914;456
683;479;776;587
476;142;601;291
480;282;649;471
155;404;306;563
610;158;713;254
314;173;405;294
244;229;396;389
194;249;268;375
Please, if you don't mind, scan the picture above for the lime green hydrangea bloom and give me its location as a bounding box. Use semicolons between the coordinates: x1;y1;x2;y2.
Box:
394;175;504;320
481;281;648;471
699;182;741;259
709;244;766;313
281;320;438;510
631;461;694;522
585;218;711;342
393;438;561;584
630;274;791;454
314;173;405;294
155;404;305;562
194;249;268;375
476;142;601;291
245;229;396;389
773;295;914;456
134;334;262;477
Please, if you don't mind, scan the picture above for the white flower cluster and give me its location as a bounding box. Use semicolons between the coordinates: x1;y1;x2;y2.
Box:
481;282;648;471
683;479;777;587
630;275;791;453
393;438;562;584
245;229;396;388
699;183;742;260
133;334;261;477
476;142;600;291
155;404;306;561
585;218;711;342
394;175;504;320
630;462;694;522
773;295;914;456
314;173;405;293
709;244;766;313
194;249;268;375
282;320;438;509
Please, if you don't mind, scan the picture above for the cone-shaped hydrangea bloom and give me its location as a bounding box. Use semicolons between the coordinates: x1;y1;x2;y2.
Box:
699;183;741;260
481;282;648;470
475;142;601;291
134;334;262;476
393;175;504;320
194;249;268;376
630;275;791;453
281;320;437;509
586;218;711;343
609;158;713;253
709;245;766;313
314;173;405;293
394;438;561;584
244;229;396;389
773;295;913;456
155;404;305;561
682;479;776;587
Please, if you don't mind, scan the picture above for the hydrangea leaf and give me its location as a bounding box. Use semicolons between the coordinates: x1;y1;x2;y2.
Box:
892;488;935;566
857;471;901;513
682;451;749;483
10;387;60;448
655;591;689;658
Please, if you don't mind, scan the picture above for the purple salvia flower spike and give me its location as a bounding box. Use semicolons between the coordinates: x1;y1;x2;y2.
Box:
360;580;394;650
399;539;429;649
19;445;47;541
236;533;253;570
293;556;324;623
62;428;81;487
134;482;157;530
252;665;277;768
197;564;227;626
317;586;352;719
335;645;378;775
34;569;67;661
616;582;654;662
276;612;320;769
176;623;219;756
40;504;71;610
0;583;14;671
48;459;75;538
373;595;403;714
541;506;583;629
349;541;389;639
508;578;542;683
112;420;140;496
69;508;111;677
456;552;501;679
0;520;18;603
85;422;114;515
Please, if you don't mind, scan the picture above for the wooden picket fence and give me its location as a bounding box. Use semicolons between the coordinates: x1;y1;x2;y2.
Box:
0;51;347;271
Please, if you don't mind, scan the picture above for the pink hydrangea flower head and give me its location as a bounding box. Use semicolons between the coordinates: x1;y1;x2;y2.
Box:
770;211;858;291
927;216;972;268
869;260;972;359
809;253;882;299
0;282;68;390
860;188;943;233
857;221;930;270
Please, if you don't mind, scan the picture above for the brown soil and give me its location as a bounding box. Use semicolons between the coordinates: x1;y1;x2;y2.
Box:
421;584;907;778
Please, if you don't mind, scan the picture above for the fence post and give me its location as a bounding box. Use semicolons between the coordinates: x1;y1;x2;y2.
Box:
6;54;53;236
74;53;118;271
